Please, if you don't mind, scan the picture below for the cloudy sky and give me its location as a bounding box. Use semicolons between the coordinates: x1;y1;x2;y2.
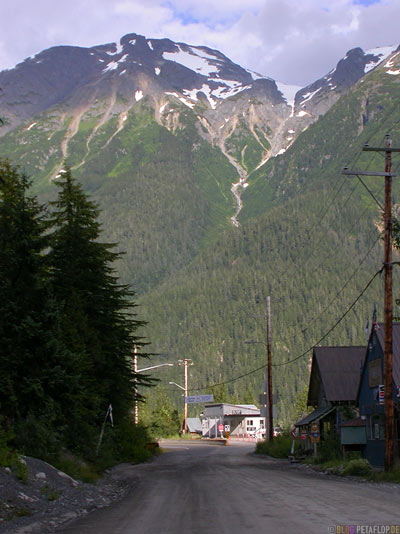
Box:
0;0;398;86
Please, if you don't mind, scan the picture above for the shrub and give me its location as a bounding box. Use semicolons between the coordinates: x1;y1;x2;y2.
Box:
13;413;62;462
255;433;294;458
342;459;373;477
313;434;341;464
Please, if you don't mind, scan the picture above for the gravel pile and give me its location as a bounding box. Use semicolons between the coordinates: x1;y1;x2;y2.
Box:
0;457;137;533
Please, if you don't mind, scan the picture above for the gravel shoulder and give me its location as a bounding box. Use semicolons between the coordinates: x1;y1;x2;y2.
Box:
0;456;145;534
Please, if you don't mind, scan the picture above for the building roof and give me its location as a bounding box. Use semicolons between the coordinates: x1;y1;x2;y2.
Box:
203;403;260;417
295;404;335;427
308;346;366;405
186;418;202;433
341;417;366;427
373;322;400;387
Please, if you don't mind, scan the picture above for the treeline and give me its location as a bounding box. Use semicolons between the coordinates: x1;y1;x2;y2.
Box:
0;159;152;465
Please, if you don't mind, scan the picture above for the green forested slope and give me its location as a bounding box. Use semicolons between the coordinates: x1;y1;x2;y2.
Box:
1;55;400;428
241;61;400;221
137;63;400;425
138;185;390;424
0;101;239;293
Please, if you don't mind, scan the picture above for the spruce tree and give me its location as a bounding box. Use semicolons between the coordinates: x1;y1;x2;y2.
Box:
0;160;76;441
47;167;150;441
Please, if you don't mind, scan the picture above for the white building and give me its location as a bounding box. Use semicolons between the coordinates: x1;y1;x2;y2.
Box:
201;403;265;439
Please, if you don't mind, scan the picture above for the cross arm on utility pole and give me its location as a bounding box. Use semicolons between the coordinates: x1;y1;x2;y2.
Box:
342;169;397;177
363;146;400;153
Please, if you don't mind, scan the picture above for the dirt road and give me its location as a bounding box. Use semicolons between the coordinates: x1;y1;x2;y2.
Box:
59;440;400;534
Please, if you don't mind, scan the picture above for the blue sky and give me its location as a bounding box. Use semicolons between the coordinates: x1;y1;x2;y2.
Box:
0;0;398;85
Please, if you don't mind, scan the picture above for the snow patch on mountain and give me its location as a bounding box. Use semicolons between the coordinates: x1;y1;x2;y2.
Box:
364;45;398;73
276;82;301;115
247;70;272;81
301;87;321;105
103;61;119;73
163;46;218;77
107;42;124;56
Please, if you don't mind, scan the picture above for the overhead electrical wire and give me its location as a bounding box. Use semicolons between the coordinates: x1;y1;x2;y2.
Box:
187;267;382;391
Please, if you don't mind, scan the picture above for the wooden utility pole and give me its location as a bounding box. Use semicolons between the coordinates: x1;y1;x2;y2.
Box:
178;358;193;434
133;346;138;425
343;135;399;471
267;296;273;442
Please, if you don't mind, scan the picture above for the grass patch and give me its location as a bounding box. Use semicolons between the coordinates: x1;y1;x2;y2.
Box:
255;433;294;458
342;458;373;477
53;454;101;484
370;462;400;483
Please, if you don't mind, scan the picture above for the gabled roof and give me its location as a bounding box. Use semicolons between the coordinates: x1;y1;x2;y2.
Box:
186;418;202;433
295;403;334;427
308;346;366;405
373;322;400;387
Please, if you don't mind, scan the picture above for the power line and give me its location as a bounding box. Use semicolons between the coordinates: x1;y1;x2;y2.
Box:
275;231;382;345
272;266;382;367
188;267;382;391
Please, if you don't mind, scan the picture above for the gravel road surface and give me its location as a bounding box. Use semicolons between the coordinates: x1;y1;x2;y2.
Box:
59;439;400;534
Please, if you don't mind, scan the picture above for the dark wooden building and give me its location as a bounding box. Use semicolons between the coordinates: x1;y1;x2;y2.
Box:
295;346;365;452
357;322;400;466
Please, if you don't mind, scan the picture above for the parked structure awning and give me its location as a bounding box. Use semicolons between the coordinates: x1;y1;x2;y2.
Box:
295;404;334;427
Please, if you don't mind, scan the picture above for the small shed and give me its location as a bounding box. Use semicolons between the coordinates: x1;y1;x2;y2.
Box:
341;417;367;452
186;418;202;437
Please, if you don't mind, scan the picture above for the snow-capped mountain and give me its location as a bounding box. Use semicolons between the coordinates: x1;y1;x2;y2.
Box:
0;34;398;226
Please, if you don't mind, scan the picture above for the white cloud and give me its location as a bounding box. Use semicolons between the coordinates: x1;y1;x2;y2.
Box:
0;0;398;85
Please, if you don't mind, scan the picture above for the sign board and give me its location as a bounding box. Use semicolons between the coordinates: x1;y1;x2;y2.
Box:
291;427;297;440
378;384;384;405
218;424;224;431
310;422;320;443
185;394;214;404
224;425;230;432
300;430;307;440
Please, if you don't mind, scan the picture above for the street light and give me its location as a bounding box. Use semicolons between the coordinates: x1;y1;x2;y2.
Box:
138;363;174;373
133;352;174;424
169;381;185;390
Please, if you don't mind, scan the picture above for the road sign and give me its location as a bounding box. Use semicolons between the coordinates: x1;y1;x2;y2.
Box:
218;424;224;431
310;422;320;443
185;394;214;404
291;427;296;440
300;430;307;440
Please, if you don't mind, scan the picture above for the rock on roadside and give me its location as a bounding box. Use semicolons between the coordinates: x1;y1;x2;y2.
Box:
0;456;140;533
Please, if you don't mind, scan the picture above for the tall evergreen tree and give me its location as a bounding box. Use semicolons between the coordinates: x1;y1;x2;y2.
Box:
47;167;150;437
0;160;76;434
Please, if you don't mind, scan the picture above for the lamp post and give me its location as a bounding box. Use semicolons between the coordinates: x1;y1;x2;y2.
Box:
132;348;173;424
169;381;185;390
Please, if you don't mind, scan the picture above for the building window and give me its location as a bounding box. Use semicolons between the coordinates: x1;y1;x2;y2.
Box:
247;420;253;426
370;415;385;440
